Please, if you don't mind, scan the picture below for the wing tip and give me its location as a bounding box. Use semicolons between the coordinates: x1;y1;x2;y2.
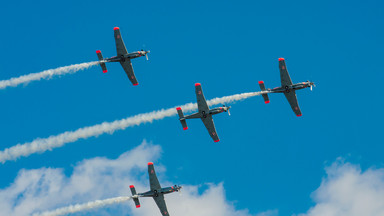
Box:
114;27;120;30
195;83;201;86
148;162;154;165
278;58;285;61
214;139;220;143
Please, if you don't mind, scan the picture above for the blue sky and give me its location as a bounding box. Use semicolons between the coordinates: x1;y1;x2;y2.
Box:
1;0;384;215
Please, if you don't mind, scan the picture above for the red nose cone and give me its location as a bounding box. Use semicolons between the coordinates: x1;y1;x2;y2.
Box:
130;185;134;188
258;81;264;84
103;70;108;73
297;114;302;117
183;127;188;130
265;100;270;104
278;58;285;61
148;162;154;165
114;27;120;30
136;205;141;208
176;107;181;111
195;83;201;86
96;50;101;54
214;139;220;142
133;83;139;86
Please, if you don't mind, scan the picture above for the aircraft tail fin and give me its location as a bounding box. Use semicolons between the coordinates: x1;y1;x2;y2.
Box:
129;185;141;208
258;81;270;104
96;50;108;73
176;107;188;130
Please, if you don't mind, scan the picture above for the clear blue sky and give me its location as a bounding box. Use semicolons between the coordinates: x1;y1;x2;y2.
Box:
0;0;383;215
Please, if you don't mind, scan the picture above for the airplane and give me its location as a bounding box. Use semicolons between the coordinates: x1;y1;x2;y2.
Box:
176;83;231;142
258;58;315;116
96;27;150;86
129;162;182;216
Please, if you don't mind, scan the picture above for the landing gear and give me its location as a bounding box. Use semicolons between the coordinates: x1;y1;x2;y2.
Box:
285;86;290;93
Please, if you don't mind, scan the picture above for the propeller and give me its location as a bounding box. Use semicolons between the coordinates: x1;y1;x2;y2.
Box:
307;80;315;91
223;105;231;116
140;49;150;60
177;185;183;196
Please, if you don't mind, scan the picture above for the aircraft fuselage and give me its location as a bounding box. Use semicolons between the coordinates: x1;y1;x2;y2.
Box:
182;106;229;120
105;51;148;63
138;185;181;198
269;81;313;93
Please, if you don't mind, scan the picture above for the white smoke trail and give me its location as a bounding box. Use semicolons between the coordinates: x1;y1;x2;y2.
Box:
0;91;264;163
0;61;99;90
32;196;131;216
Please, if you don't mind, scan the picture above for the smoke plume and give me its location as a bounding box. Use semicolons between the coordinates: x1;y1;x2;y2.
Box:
32;196;131;216
0;61;99;90
0;91;263;163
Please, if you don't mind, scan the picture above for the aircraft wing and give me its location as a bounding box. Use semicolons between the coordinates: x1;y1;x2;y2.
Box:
114;27;128;56
148;163;162;191
153;194;170;216
195;83;209;112
120;60;139;85
201;115;220;142
279;58;293;87
284;90;302;116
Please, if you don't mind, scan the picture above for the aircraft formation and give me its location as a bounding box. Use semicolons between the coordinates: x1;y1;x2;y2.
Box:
92;27;315;215
0;26;315;216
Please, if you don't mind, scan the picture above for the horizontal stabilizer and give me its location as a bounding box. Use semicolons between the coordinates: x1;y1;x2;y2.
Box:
258;81;270;104
129;185;141;208
176;107;188;130
96;50;108;73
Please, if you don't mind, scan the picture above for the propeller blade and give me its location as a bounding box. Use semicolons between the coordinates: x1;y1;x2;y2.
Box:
310;85;313;91
227;109;231;116
146;54;149;61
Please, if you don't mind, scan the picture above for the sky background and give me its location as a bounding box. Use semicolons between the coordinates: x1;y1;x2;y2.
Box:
0;0;384;215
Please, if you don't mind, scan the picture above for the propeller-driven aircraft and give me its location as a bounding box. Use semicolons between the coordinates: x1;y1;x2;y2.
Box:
258;58;315;116
176;83;231;142
96;27;150;86
129;162;182;216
